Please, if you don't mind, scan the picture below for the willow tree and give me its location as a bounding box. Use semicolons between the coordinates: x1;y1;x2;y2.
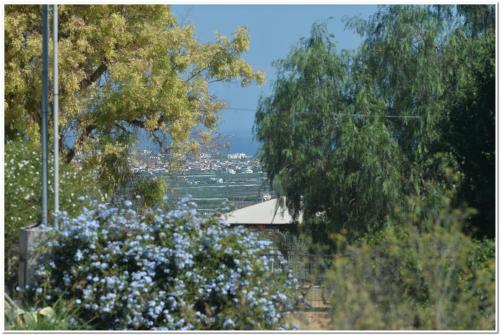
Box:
255;5;495;240
440;5;496;237
255;23;403;241
345;5;495;237
6;5;264;191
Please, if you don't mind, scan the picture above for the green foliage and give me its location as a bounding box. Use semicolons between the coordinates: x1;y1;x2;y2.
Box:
86;144;133;195
131;177;167;208
349;6;448;157
255;22;404;240
5;294;89;330
25;199;298;330
255;5;495;239
440;5;495;237
4;138;107;292
5;5;264;191
325;203;495;330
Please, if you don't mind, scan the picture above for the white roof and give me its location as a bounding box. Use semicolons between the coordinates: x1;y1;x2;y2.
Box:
221;198;302;225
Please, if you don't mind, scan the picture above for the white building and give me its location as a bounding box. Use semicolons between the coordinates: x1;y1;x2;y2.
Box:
221;198;302;226
227;153;247;160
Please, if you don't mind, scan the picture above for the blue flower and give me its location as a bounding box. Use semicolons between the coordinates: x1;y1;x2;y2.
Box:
32;198;296;330
223;318;235;329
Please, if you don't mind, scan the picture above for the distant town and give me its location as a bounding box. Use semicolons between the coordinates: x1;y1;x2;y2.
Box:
129;149;262;176
127;149;273;213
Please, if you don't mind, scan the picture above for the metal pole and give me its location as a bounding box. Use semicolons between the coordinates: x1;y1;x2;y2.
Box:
53;4;59;229
41;5;49;226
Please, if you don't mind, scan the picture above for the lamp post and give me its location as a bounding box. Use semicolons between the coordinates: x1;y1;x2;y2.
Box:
41;4;49;227
19;4;52;289
53;4;59;228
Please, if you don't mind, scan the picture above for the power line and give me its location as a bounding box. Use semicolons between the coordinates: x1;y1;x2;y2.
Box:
60;107;421;144
364;114;421;119
60;106;421;127
222;107;257;112
222;106;422;119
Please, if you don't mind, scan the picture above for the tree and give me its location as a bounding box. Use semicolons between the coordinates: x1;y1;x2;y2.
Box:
440;5;495;237
5;5;264;191
352;5;496;237
255;5;495;239
255;23;404;241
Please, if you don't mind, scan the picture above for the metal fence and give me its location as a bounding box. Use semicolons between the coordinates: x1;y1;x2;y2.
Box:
266;249;333;308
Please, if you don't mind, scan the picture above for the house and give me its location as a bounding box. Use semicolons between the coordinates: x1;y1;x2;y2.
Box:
221;198;302;228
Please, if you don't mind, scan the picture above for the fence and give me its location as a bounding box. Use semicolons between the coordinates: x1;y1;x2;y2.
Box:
267;250;333;309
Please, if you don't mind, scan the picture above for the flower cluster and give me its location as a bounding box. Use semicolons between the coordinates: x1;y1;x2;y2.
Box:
30;197;299;330
5;138;106;290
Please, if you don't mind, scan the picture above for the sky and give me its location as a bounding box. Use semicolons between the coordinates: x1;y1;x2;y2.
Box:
170;5;378;155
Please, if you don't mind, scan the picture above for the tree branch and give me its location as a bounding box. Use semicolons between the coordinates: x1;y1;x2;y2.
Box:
151;130;170;154
65;124;96;163
79;63;108;90
187;67;208;82
208;78;227;84
128;114;166;131
113;121;129;133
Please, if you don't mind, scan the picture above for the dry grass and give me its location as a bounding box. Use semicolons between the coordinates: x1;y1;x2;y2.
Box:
285;311;331;330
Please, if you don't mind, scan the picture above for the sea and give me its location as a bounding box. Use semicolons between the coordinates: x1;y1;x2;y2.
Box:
135;130;260;156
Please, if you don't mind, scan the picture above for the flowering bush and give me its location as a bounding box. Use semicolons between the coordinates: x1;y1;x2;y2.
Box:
28;197;299;330
5;138;107;291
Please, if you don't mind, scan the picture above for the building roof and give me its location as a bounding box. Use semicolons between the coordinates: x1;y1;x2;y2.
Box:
221;198;302;225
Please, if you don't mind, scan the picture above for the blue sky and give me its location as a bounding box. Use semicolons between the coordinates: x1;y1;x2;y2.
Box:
171;5;378;155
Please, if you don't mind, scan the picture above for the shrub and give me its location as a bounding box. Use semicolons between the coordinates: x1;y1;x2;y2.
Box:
5;294;90;330
25;198;299;330
325;207;495;330
131;177;167;209
5;138;107;291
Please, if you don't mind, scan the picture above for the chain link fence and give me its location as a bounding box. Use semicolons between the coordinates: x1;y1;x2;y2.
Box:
265;248;333;309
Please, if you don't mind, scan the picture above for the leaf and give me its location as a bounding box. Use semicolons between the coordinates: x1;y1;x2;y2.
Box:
38;307;55;318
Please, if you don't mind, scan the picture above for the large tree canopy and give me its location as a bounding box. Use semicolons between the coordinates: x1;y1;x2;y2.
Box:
6;5;264;189
255;5;495;239
440;5;495;237
255;23;403;239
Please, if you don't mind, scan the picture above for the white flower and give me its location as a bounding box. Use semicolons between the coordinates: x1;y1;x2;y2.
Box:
75;249;84;261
